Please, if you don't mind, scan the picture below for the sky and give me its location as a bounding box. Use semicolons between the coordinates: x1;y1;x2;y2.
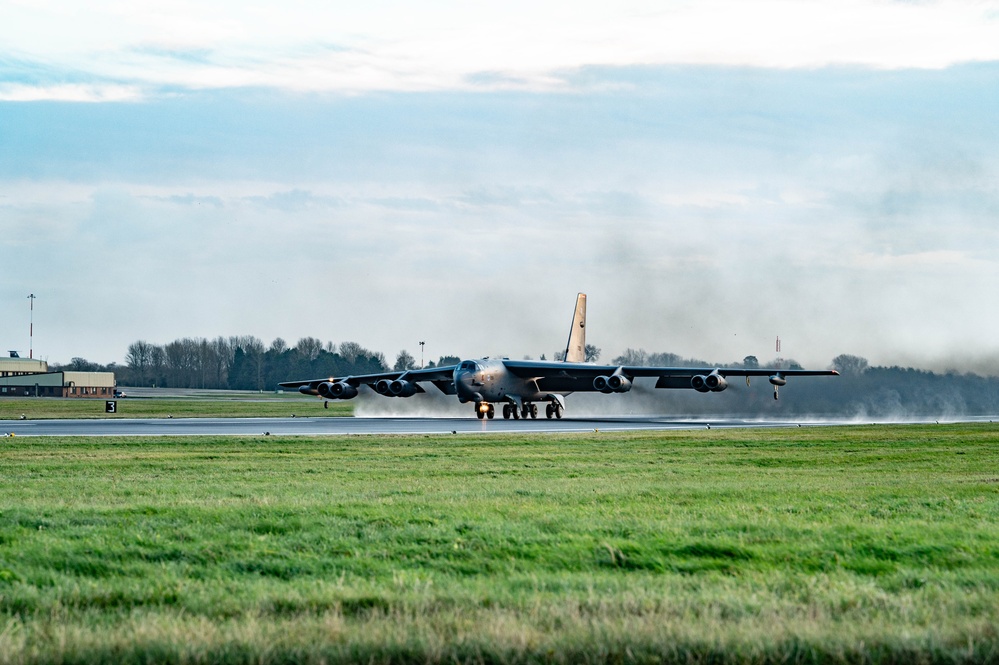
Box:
2;1;999;373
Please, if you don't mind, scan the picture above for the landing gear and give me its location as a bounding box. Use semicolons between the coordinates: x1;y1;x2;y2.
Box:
485;401;547;419
545;402;563;419
475;402;496;419
324;401;329;410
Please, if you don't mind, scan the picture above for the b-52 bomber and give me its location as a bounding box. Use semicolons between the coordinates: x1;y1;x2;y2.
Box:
280;294;838;419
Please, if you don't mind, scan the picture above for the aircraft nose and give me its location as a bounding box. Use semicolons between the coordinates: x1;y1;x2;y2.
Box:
454;370;480;401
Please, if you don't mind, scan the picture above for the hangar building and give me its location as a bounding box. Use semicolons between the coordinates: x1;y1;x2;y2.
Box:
0;354;116;398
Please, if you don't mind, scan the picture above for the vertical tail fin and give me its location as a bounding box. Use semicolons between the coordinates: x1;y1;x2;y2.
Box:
563;293;587;363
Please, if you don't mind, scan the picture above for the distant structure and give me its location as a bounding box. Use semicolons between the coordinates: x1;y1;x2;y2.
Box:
0;352;116;398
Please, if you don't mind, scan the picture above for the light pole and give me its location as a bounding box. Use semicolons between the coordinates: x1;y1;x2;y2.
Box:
419;341;425;368
27;293;36;359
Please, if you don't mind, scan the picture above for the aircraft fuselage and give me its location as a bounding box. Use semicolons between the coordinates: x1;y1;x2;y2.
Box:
455;358;543;404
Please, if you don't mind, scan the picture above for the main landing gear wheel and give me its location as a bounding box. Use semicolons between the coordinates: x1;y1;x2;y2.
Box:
487;404;495;419
502;404;512;419
475;401;485;419
545;402;563;419
524;403;538;419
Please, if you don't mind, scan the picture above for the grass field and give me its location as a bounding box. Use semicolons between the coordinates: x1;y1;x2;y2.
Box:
0;395;352;419
2;424;998;663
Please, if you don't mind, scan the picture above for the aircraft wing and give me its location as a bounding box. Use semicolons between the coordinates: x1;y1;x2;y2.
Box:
501;360;838;393
280;365;458;397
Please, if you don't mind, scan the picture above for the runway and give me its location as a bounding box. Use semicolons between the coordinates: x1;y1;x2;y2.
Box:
2;415;843;437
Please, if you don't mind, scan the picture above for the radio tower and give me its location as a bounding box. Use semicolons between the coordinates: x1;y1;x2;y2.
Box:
28;293;36;359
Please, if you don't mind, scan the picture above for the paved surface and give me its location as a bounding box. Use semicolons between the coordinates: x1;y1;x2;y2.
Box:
1;416;857;437
6;415;995;437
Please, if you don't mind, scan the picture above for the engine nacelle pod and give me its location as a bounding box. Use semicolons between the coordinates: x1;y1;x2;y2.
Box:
329;382;358;399
607;374;632;393
389;379;418;397
691;375;711;392
704;373;728;392
769;374;787;387
593;375;612;393
374;379;393;395
300;385;319;396
317;381;336;398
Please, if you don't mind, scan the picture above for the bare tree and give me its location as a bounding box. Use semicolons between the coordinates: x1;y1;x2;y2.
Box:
296;337;323;361
210;336;234;388
393;350;416;371
585;344;601;362
339;341;364;364
612;348;648;366
832;354;869;376
125;340;154;385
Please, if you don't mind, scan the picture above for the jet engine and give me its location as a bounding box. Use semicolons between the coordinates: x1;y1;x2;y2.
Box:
692;372;728;392
769;374;787;387
374;379;393;395
690;375;710;392
317;381;358;399
299;385;319;396
388;379;418;397
329;382;358;399
704;372;728;392
606;374;632;393
594;374;632;393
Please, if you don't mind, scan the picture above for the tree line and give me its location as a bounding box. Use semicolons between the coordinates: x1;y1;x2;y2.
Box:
104;337;400;391
53;341;999;417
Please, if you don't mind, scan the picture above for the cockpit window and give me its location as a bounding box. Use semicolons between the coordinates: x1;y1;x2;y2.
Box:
458;361;479;371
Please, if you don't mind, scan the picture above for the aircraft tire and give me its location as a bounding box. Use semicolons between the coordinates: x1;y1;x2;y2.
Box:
555;405;563;419
502;404;511;419
546;403;554;419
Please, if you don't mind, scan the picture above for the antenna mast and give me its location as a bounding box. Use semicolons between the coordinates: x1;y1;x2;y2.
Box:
27;293;36;359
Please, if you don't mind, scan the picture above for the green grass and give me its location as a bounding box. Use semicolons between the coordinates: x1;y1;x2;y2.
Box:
0;395;352;419
2;424;999;663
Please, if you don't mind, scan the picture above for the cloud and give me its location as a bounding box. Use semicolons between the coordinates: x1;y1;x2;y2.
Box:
162;194;225;207
243;189;342;212
2;63;999;373
4;2;999;100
